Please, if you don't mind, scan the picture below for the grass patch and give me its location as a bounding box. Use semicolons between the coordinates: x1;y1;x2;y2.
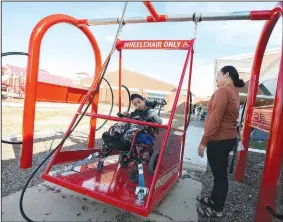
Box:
249;139;267;151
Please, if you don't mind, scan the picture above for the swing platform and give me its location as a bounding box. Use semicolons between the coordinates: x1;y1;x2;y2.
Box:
42;157;179;216
42;126;183;216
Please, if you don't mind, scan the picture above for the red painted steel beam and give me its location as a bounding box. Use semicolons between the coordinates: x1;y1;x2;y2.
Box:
234;4;282;182
52;149;119;165
180;48;194;176
53;149;99;165
20;14;102;169
250;10;272;20
118;50;122;113
80;112;168;129
143;1;160;21
146;42;194;209
36;81;89;103
254;3;283;221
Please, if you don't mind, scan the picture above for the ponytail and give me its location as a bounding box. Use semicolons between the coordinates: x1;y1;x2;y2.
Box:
234;78;245;88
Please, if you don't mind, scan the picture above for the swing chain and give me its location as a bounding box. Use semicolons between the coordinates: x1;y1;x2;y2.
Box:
193;12;201;38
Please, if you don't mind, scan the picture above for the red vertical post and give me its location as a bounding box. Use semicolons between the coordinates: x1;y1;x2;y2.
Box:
87;97;100;148
20;14;102;168
146;44;193;209
180;47;194;176
234;6;282;182
255;3;283;221
119;50;122;113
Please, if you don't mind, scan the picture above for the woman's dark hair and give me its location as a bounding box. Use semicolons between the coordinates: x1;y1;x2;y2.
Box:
220;65;245;88
130;93;144;101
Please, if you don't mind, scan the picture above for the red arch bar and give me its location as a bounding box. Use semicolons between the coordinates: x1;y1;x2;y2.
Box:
234;2;283;221
20;14;102;169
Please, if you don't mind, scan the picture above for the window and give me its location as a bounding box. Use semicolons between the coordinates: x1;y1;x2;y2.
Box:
147;93;166;111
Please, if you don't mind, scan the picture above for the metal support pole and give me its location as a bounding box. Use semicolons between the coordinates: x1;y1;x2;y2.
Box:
234;3;282;182
84;10;271;26
254;3;283;222
180;47;194;176
145;43;193;209
119;50;122;113
20;14;102;168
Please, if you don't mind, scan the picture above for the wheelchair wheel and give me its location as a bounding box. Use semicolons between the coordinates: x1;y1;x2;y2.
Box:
148;151;159;175
119;153;131;168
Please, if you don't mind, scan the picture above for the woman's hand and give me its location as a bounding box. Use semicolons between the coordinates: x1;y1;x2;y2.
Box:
198;143;206;158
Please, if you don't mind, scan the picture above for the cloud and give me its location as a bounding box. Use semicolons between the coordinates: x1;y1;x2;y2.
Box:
207;20;280;46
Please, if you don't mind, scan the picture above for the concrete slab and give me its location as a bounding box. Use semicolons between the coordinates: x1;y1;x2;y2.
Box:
154;177;201;221
2;173;201;222
183;126;207;167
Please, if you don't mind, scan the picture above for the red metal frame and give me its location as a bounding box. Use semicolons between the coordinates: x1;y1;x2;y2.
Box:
143;1;160;21
180;47;194;176
36;81;91;103
80;112;169;129
250;10;272;20
20;14;102;168
18;1;282;220
118;50;122;113
235;2;283;221
146;40;194;209
40;37;194;216
142;1;167;23
255;3;283;221
235;3;282;180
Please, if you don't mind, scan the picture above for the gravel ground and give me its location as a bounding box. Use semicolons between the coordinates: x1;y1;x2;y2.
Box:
1;131;104;197
3;131;282;222
195;151;283;222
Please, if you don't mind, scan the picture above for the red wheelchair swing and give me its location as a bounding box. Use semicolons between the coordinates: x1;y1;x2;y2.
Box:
18;1;282;221
42;38;195;216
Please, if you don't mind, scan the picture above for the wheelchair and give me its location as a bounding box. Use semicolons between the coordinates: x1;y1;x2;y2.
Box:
97;99;166;183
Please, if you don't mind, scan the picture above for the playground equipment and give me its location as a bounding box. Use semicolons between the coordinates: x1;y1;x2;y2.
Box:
1;53;28;99
2;1;280;221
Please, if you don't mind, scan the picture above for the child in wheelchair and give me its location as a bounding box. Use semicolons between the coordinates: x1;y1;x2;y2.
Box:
101;93;163;156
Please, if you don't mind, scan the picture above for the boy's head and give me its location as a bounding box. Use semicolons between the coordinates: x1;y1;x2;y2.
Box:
130;94;146;111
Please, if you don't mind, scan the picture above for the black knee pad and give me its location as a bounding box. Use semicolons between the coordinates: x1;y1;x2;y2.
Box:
102;132;112;143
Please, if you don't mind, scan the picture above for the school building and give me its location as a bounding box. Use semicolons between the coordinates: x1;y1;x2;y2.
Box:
77;69;189;113
214;48;280;106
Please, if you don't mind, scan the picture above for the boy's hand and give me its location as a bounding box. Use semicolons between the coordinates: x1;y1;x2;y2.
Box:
148;110;157;118
121;111;129;116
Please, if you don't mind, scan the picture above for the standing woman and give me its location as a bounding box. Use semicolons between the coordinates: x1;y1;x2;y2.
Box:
197;66;245;218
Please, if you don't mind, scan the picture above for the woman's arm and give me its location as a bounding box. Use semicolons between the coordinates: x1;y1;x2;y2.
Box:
200;87;228;146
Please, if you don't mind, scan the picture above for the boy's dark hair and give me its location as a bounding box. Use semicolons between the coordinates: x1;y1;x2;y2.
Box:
130;93;144;101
